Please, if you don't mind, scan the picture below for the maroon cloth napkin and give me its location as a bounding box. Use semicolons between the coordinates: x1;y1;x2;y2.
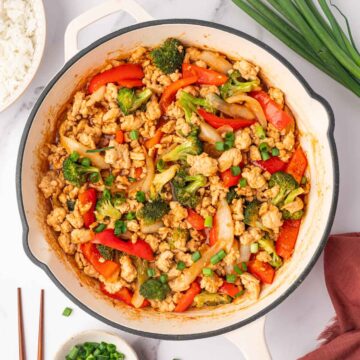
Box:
299;233;360;360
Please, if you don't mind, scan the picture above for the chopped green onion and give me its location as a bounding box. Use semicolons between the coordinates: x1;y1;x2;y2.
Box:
86;146;115;153
176;261;186;270
224;131;235;149
128;176;136;183
136;191;146;203
159;274;168;283
67;345;79;359
234;290;245;298
215;141;225;151
254;124;266;139
66;199;75;212
125;212;136;220
156;159;166;172
102;188;111;200
241;261;247;271
94;223;106;233
192;251;201;262
147;268;155;277
234;264;243;275
261;150;270;161
259;142;269;152
239;178;247;188
69;151;80;162
230;166;241;176
301;176;307;185
81;157;91;167
210;249;226;265
62;307;73;317
114;220;126;235
89;172;100;183
271;147;280;156
204;215;213;228
129;130;139;140
104;174;115;186
226;274;236;283
202;268;213;276
250;242;259;253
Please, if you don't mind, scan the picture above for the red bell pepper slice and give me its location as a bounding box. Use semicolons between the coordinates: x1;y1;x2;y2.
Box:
253;157;287;174
182;63;228;85
93;229;154;261
78;188;97;228
250;91;294;130
159;75;198;112
186;209;205;230
285;147;307;183
276;219;301;260
174;281;201;312
88;64;144;93
248;259;275;284
219;282;241;298
134;167;143;179
115;130;124;144
81;242;120;281
198;108;255;130
220;169;241;188
209;216;217;246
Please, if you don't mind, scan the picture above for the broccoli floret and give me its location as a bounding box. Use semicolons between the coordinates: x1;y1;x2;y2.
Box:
258;238;283;269
193;292;231;307
283;187;305;204
244;200;261;227
220;70;260;99
178;91;213;122
137;198;170;225
150;38;185;74
172;168;206;208
161;128;203;163
117;88;152;115
168;228;190;250
282;209;304;220
140;278;170;300
96;189;121;221
96;244;114;260
269;171;299;206
62;156;100;187
150;164;179;200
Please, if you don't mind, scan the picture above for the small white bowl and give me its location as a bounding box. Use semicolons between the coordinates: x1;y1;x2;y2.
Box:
54;330;139;360
0;0;46;112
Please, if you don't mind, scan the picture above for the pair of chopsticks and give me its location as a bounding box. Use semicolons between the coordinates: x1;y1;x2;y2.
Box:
18;288;44;360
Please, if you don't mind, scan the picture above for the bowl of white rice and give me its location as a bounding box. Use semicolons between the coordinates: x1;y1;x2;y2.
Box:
0;0;46;112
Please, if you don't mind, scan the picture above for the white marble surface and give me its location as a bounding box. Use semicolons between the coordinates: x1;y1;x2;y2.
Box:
1;0;359;359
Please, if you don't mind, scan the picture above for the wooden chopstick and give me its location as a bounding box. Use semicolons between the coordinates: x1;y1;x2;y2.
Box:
37;289;44;360
18;288;26;360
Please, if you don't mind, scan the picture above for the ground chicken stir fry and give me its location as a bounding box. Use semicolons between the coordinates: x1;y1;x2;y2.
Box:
40;38;309;312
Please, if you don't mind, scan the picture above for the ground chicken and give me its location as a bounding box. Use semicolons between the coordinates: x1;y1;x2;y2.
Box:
146;97;162;121
47;207;67;232
66;204;84;229
175;251;193;267
218;148;242;172
241;167;267;189
187;153;218;177
282;197;304;214
70;229;93;244
233;59;259;80
239;227;263;245
155;250;174;273
240;272;260;300
282;131;295;151
105;140;131;169
120;114;144;131
120;255;137;283
149;294;176;312
200;274;223;293
145;234;161;252
256;251;272;263
58;233;76;254
39;170;64;199
235;128;252;150
249;145;261;161
268;87;284;108
259;203;283;233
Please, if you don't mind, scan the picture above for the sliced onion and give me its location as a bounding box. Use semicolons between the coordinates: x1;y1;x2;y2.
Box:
198;50;232;73
169;198;234;292
141;220;163;234
60;135;109;169
199;121;222;144
206;93;255;120
226;94;267;128
216;125;233;136
239;244;251;262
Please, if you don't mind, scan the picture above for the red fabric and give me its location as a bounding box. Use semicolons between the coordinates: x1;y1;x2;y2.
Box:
300;233;360;360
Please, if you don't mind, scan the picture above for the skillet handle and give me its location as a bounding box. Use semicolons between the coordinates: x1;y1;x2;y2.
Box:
64;0;153;61
224;317;272;360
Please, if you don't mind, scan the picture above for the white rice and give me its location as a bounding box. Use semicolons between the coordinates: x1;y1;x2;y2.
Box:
0;0;38;107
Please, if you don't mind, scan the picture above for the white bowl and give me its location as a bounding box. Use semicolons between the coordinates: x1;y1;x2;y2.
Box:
54;330;138;360
0;0;46;112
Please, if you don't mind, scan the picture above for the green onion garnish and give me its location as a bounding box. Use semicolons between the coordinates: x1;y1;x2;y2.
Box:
62;307;73;317
271;147;280;156
250;242;259;253
128;176;136;182
86;146;114;153
234;264;243;275
159;274;168;283
230;166;241;176
239;178;247;187
254;124;266;139
210;249;226;265
202;268;213;276
69;151;80;162
261;150;270;161
94;223;106;233
259;142;269;152
81;157;91;167
176;261;186;270
125;212;136;220
156;159;166;172
192;251;201;262
204;215;213;228
226;274;236;283
104;174;115;186
215;141;225;151
241;261;247;271
147;268;155;277
136;191;146;203
234;290;245;298
114;220;126;235
129;130;139;140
